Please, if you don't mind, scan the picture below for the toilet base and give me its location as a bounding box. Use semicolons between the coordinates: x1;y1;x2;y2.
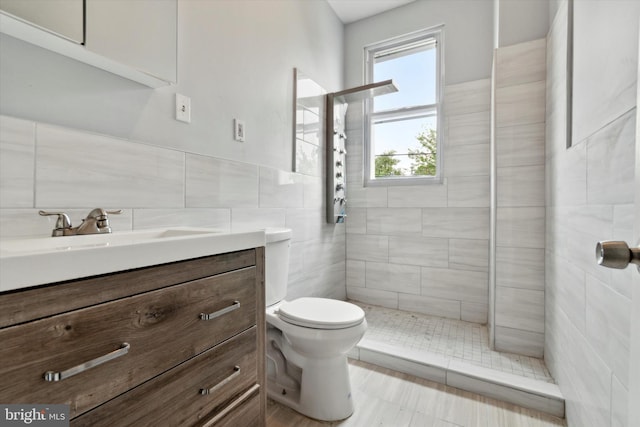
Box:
266;350;355;421
265;325;356;421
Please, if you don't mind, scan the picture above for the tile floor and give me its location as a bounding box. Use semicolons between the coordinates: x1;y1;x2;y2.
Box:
266;359;567;427
354;303;554;383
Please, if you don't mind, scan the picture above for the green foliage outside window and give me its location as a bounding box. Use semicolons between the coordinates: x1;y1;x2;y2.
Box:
409;127;437;176
374;150;403;177
374;127;437;177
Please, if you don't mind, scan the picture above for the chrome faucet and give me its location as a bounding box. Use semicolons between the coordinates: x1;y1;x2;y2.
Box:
39;208;122;237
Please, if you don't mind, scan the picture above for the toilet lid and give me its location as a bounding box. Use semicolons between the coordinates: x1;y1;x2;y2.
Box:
278;298;365;330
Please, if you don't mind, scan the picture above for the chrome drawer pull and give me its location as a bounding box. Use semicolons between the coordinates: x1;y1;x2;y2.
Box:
199;365;241;396
43;342;130;382
199;301;240;321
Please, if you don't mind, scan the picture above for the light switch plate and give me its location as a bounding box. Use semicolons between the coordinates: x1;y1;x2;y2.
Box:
234;119;245;142
175;93;191;123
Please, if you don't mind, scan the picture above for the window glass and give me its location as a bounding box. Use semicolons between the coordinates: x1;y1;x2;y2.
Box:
364;27;443;185
372;115;437;177
374;46;437;111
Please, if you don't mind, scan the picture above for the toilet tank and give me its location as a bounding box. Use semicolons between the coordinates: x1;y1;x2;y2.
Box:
265;228;292;306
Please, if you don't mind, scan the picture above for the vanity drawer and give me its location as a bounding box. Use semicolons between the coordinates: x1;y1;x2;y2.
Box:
0;266;257;418
205;387;262;427
0;250;257;328
72;327;258;427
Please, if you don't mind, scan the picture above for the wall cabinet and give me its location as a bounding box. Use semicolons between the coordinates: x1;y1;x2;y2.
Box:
0;0;177;87
0;0;83;44
0;249;266;426
85;0;177;84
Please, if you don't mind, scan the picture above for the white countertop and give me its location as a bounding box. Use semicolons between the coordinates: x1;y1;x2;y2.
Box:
0;228;266;292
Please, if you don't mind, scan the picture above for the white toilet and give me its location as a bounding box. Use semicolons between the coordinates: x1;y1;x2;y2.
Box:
264;228;367;421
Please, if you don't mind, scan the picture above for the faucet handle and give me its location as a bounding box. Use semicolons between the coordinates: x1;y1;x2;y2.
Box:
39;210;72;236
39;210;72;228
105;210;122;215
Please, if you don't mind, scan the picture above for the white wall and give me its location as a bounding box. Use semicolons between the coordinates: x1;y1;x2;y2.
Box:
344;0;495;87
498;0;549;47
545;1;638;426
1;0;343;173
0;0;346;301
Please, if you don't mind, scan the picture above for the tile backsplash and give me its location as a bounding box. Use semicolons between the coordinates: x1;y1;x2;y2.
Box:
0;115;345;301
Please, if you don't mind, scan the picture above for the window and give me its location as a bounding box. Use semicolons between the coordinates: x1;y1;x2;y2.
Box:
363;26;443;186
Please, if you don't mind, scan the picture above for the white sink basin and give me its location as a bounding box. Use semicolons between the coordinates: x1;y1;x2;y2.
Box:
1;228;220;255
0;228;265;292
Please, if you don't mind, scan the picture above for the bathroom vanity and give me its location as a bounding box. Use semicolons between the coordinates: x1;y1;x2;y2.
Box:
0;229;266;426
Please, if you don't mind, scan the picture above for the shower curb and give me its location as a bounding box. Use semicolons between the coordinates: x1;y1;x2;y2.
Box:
350;338;565;419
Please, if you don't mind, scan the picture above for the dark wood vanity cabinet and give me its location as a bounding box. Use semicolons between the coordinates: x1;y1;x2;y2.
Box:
0;248;266;426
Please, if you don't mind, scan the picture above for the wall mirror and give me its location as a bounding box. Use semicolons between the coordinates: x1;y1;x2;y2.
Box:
293;68;326;176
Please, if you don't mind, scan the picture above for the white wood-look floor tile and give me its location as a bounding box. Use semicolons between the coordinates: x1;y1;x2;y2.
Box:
266;360;567;427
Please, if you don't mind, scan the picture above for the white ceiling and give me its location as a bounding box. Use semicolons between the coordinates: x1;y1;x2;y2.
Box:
327;0;417;24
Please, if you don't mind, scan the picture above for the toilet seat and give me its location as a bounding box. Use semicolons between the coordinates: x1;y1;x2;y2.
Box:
277;297;365;330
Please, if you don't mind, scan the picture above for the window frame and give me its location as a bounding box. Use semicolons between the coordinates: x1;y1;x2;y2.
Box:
363;25;445;187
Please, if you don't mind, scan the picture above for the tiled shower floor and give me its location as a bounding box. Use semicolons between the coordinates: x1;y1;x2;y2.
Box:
353;302;555;384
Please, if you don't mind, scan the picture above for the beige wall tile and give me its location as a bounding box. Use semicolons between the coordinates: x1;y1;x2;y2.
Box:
132;208;230;230
186;154;258;208
497;164;545;207
423;207;490;240
347;286;398;309
259;167;304;208
366;261;421;295
389;235;449;268
496;123;545;167
447;176;490;208
421;266;488;305
496;38;546;88
494;326;544;358
444;79;491;116
367;208;422;236
36;124;185;208
446;111;490;148
495;286;545;333
449;238;489;272
444;142;490;177
347;233;388;263
496;81;546;128
388;184;448;208
399;293;461;320
496;207;545;249
496;247;544;290
0;116;34;208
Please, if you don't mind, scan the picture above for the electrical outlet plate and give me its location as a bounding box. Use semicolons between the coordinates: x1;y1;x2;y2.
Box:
234;119;245;142
175;93;191;123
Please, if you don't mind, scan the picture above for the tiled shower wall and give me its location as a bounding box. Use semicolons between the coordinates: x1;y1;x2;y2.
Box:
545;1;636;426
345;79;491;323
0;115;346;301
494;39;547;358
